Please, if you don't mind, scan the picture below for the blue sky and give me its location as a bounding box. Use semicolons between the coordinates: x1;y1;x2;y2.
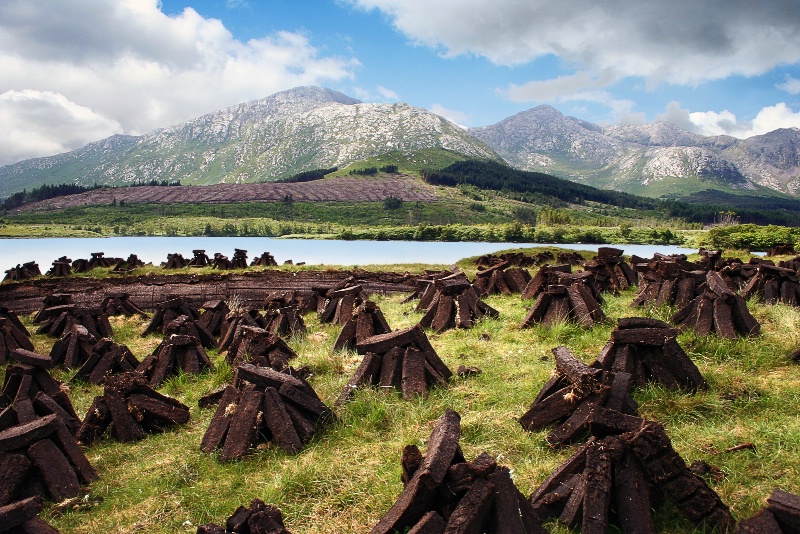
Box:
1;0;799;166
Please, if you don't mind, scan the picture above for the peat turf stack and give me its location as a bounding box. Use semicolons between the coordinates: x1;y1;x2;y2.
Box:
197;300;230;338
631;255;705;309
581;247;638;294
529;422;735;533
163;314;217;349
520;268;606;328
0;309;34;365
673;271;760;338
223;326;297;371
318;284;368;326
740;262;800;306
262;294;306;338
35;306;112;340
472;260;532;296
197;498;292;534
0;414;98;505
475;251;544;267
110;254;145;273
519;346;638;448
718;257;760;291
401;270;457;304
0;496;61;533
736;489;800;533
47;256;72;277
418;273;499;333
218;310;267;351
596;317;707;392
70;338;141;385
370;409;547;534
49;325;96;369
4;262;41;282
1;356;82;436
187;250;211;267
75;372;190;445
163;253;189;269
211;253;233;270
336;324;453;405
87;252;116;270
137;329;214;388
251;251;279;267
141;296;200;337
200;364;333;459
333;300;392;352
99;293;147;318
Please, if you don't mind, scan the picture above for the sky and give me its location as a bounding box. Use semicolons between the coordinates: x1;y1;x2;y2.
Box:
1;0;799;167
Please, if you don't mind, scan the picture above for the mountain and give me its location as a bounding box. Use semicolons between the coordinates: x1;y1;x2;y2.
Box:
470;106;800;198
0;87;498;198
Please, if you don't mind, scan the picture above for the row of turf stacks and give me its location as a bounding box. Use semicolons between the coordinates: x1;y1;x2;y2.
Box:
200;364;333;459
370;410;548;534
75;372;190;445
335;324;453;405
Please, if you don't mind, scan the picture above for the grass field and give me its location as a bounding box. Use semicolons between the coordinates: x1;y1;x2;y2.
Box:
7;260;800;533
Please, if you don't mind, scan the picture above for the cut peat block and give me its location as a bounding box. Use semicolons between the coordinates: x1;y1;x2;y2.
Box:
736;489;800;533
0;496;61;533
197;498;292;534
672;271;761;338
336;324;453;405
530;422;735;534
519;346;639;447
0;414;98;505
318;284;369;326
223;325;297;371
137;331;214;388
47;256;72;277
1;363;82;436
75;372;190;445
520;271;607;328
418;273;499;333
141;296;200;337
70;338;140;385
740;262;800;306
472;260;532;296
596;317;707;392
99;293;147;318
333;300;392;352
582;247;638;294
200;365;333;460
370;409;548;534
0;313;35;366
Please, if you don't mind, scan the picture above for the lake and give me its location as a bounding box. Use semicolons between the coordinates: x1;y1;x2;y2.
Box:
0;236;698;273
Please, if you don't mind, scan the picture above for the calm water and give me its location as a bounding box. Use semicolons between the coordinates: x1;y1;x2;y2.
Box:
0;236;698;273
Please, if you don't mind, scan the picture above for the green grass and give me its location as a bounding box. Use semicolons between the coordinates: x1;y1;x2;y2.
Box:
8;273;800;533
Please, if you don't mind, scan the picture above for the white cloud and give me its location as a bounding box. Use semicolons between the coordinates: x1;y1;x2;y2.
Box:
688;103;800;138
428;104;469;128
347;0;800;86
656;102;701;132
0;0;358;165
778;75;800;95
376;85;400;100
0;90;122;165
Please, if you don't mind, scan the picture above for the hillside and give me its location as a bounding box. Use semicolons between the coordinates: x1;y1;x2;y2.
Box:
0;87;498;199
470;106;800;198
